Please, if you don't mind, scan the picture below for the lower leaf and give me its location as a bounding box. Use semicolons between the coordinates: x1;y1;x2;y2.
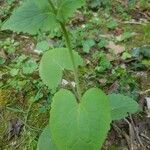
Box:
108;93;139;120
37;125;55;150
50;88;111;150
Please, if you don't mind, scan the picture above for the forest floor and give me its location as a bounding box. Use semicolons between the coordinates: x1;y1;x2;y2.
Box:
0;0;150;150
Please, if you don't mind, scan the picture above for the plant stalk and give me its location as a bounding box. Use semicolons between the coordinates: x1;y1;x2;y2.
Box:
60;23;82;102
48;0;57;14
48;0;82;102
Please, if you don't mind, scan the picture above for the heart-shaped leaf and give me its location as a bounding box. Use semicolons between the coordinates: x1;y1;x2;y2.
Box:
108;93;139;120
50;88;111;150
37;125;55;150
39;48;83;89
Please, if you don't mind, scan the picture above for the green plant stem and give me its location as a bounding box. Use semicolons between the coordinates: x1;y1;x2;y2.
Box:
24;102;33;126
60;23;82;102
48;0;57;14
48;0;82;102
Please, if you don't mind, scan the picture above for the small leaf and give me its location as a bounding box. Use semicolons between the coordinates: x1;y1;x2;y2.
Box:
121;52;132;60
22;60;38;74
116;32;134;42
10;68;19;77
50;88;111;150
82;39;95;53
108;93;139;120
37;125;55;150
2;0;59;34
0;57;6;65
142;60;150;66
98;39;108;48
140;47;150;58
107;20;118;29
39;48;83;89
35;41;50;52
57;0;85;22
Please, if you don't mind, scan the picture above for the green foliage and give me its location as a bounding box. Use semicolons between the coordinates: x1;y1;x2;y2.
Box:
116;32;134;42
82;39;95;53
121;51;132;60
131;47;150;69
140;47;150;58
22;60;38;75
39;48;83;89
2;0;58;34
88;0;110;9
37;126;55;150
98;39;108;48
108;93;139;120
143;24;150;39
1;0;142;149
129;0;149;9
107;20;118;30
95;52;112;73
0;0;15;19
50;88;111;150
36;41;50;53
142;60;150;67
2;0;84;34
0;38;19;54
0;57;6;65
57;0;85;22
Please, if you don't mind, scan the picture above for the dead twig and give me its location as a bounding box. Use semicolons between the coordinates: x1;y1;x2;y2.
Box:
140;89;150;95
112;123;131;150
140;133;150;143
124;118;134;150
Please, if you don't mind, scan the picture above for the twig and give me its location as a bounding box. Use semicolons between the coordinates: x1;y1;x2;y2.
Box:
118;20;147;25
19;118;42;132
129;115;145;148
140;89;150;95
112;123;131;150
140;133;150;142
124;118;134;150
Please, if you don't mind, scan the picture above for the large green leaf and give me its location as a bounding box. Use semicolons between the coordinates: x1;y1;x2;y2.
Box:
57;0;85;22
2;0;85;34
2;0;58;34
37;125;55;150
39;48;83;89
50;88;111;150
108;94;139;120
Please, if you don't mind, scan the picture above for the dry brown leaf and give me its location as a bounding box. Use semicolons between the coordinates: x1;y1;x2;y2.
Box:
106;41;125;55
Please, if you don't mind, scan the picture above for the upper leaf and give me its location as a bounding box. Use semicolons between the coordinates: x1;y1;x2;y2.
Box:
37;125;55;150
50;88;111;150
57;0;85;22
2;0;85;34
2;0;59;34
39;48;83;89
108;93;139;120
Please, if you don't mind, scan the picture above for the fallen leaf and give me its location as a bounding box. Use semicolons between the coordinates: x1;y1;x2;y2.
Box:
106;41;125;55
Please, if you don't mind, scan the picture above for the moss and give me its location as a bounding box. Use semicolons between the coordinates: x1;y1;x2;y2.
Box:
0;90;10;107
